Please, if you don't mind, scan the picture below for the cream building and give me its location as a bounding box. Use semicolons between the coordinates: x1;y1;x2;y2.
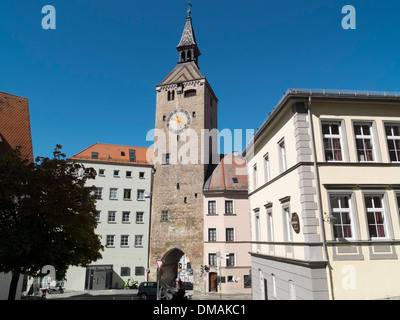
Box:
244;89;400;300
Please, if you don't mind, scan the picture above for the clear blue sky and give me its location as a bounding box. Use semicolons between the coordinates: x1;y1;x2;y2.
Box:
1;0;400;159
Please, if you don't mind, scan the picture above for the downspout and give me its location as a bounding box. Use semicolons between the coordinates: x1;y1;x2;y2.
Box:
306;95;335;300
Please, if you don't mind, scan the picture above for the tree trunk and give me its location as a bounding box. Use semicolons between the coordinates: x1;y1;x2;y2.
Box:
8;272;20;301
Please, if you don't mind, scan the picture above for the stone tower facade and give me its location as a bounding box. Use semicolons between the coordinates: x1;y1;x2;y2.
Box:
149;9;218;289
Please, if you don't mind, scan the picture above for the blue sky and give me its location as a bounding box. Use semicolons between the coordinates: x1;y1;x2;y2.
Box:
1;0;400;159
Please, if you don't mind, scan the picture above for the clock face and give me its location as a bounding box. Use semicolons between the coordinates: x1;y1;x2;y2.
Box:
167;109;191;134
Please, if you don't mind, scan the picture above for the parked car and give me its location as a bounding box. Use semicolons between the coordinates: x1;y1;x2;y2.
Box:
137;282;174;300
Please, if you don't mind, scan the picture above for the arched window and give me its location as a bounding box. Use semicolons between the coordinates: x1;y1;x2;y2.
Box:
181;51;186;62
187;50;192;61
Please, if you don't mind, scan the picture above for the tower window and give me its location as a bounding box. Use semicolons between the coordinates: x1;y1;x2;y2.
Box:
184;89;197;98
192;112;196;117
168;90;175;101
184;197;187;203
163;115;167;121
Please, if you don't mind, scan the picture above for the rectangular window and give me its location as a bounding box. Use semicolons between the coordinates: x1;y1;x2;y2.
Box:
135;267;145;276
121;235;129;247
162;153;170;165
226;228;235;242
208;253;217;266
267;209;274;242
161;210;169;222
208;228;217;242
365;195;386;239
139;172;145;179
278;139;287;172
95;187;103;199
397;195;400;216
354;123;375;162
108;211;116;223
208;201;216;215
283;206;292;242
385;124;400;162
136;212;144;223
137;190;145;200
123;189;132;200
106;235;115;247
99;169;105;176
226;253;235;267
225;200;234;215
135;235;143;247
96;211;101;223
264;153;270;183
129;149;136;162
121;267;130;277
322;122;343;161
330;195;353;240
253;164;258;189
122;211;130;223
126;171;132;178
255;212;261;243
109;188;118;200
91;152;99;160
113;170;120;177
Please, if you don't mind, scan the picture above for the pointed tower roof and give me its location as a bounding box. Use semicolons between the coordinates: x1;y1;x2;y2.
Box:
176;8;201;66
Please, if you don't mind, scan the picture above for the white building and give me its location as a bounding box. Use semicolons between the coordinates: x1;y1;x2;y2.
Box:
65;143;153;291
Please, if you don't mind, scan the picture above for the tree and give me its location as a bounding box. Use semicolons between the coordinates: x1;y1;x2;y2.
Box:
0;145;103;300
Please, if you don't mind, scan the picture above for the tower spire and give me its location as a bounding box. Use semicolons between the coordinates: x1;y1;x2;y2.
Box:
176;1;201;66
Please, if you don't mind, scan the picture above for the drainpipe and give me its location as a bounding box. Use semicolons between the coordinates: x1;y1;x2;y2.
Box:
306;95;335;300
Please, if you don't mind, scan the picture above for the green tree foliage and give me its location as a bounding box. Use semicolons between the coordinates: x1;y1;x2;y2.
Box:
0;145;103;300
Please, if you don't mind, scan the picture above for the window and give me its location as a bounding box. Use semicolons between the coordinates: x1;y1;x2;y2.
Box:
161;210;169;222
208;201;216;215
385;124;400;162
253;164;258;190
226;253;235;267
255;212;261;243
168;90;175;101
225;200;234;215
135;267;145;276
96;211;101;223
121;151;125;157
121;235;129;247
136;212;144;223
272;274;277;297
113;170;120;177
278;139;287;172
232;177;238;184
126;171;132;178
208;253;217;267
267;209;274;242
135;235;143;247
108;211;116;223
330;195;353;240
208;228;217;242
226;228;235;242
322;122;343;161
354;123;375;162
99;169;105;176
129;149;136;162
106;235;115;247
184;89;197;98
139;172;145;179
91;152;99;160
365;195;387;239
95;187;103;199
137;190;145;200
109;188;118;200
289;281;296;300
283;206;292;242
123;189;132;200
163;153;170;165
122;211;130;223
121;267;130;277
397;195;400;216
264;153;270;183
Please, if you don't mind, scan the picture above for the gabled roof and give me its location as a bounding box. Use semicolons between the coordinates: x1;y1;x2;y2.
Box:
70;143;153;166
158;61;204;86
0;91;34;162
204;154;248;193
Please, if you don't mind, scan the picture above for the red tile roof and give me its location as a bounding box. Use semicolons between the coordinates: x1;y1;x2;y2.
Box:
0;91;34;162
70;143;153;166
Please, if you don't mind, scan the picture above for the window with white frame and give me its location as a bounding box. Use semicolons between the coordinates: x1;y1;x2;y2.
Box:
135;235;143;247
226;253;235;267
121;235;129;247
122;211;130;223
225;200;234;215
329;195;354;240
255;211;261;243
137;189;145;200
271;274;277;297
208;228;217;242
106;235;115;247
264;153;270;183
365;195;387;239
266;208;274;242
354;123;375;162
96;211;101;223
95;187;103;199
385;124;400;162
109;188;118;200
288;280;296;300
253;164;258;190
208;253;217;266
108;211;116;223
136;212;144;223
208;201;216;215
278;139;287;172
283;205;292;242
322;122;343;161
225;228;235;242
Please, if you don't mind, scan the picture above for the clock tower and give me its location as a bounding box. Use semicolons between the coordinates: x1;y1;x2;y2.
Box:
149;7;218;289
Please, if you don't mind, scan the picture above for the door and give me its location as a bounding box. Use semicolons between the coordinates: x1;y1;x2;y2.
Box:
209;272;218;292
92;271;107;290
